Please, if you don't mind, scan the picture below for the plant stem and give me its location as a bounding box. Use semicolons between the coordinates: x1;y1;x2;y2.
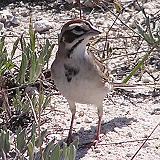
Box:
123;45;156;84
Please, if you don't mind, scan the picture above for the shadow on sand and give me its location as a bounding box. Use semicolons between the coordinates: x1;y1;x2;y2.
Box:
73;116;137;159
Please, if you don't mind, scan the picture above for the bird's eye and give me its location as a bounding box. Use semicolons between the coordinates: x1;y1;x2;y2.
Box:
74;26;83;31
71;25;86;36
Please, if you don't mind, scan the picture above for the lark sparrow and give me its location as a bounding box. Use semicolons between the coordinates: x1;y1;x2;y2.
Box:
51;19;112;145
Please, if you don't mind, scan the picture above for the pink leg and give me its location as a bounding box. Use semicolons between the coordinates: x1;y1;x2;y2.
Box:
66;101;76;145
93;106;103;146
95;114;102;141
66;112;75;144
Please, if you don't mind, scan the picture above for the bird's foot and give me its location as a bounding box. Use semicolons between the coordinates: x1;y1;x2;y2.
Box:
80;134;103;148
92;133;103;147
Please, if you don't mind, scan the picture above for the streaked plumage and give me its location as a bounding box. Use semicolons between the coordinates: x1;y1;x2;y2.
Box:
51;19;112;145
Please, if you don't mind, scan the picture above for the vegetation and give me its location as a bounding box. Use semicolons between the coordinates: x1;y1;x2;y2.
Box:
0;1;160;160
0;19;78;159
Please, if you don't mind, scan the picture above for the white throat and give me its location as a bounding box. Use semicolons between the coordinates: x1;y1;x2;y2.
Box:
66;38;89;59
74;40;87;57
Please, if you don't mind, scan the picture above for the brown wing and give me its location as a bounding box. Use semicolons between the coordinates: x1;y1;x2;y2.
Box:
88;52;109;84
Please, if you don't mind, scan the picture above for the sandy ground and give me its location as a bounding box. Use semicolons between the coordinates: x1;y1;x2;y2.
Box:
47;89;160;160
0;0;160;159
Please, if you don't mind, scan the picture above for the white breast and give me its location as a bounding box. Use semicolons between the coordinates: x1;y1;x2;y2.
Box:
52;44;106;105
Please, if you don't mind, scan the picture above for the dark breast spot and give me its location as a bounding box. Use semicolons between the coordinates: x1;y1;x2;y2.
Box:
64;64;80;82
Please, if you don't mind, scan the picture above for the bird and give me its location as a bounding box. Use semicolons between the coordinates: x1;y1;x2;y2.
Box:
51;19;112;145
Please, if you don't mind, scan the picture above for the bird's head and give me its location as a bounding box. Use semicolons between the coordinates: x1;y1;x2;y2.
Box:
59;19;101;50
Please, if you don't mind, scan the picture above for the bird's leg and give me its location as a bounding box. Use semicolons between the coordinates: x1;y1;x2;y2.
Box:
95;114;102;141
66;101;76;145
66;112;75;144
94;106;103;145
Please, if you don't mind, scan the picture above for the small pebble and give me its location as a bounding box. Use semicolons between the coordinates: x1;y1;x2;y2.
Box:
142;77;154;83
78;111;84;117
0;22;4;30
0;118;3;123
76;120;81;124
25;86;39;97
113;127;121;133
142;142;149;148
127;132;132;137
79;127;84;133
84;117;92;123
34;20;52;33
126;153;132;157
95;148;101;153
10;16;20;25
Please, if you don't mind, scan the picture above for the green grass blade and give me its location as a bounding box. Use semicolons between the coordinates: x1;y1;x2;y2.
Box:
0;36;5;54
123;46;156;83
16;128;26;152
50;144;60;160
29;17;36;53
11;37;20;60
17;49;28;84
29;52;37;82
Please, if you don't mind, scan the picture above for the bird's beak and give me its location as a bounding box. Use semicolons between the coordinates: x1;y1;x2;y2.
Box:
89;27;102;36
